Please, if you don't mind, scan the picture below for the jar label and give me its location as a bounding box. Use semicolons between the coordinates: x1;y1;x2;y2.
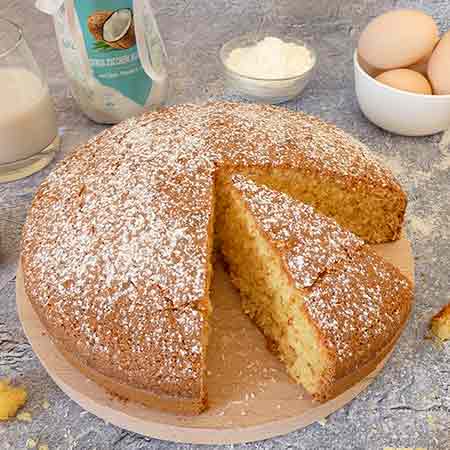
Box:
74;0;152;106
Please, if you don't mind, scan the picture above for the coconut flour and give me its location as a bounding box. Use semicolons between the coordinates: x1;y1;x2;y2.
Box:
36;0;168;124
226;37;313;79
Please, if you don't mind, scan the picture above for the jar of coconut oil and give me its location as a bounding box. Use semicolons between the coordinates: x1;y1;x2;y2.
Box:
36;0;169;124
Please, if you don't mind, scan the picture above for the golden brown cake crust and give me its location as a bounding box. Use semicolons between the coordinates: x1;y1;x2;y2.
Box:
303;247;412;384
21;102;407;412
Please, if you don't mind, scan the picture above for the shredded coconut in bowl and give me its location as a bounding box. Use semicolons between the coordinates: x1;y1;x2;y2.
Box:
225;37;314;79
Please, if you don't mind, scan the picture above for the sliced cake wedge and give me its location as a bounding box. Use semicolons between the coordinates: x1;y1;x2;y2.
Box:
216;174;413;402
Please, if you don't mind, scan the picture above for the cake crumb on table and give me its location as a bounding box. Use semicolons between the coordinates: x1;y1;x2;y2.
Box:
17;411;33;422
0;379;27;420
41;400;50;410
430;303;450;340
25;438;37;448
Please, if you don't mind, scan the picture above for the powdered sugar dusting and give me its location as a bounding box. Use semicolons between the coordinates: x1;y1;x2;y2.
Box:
230;174;364;288
305;249;411;366
22;102;404;398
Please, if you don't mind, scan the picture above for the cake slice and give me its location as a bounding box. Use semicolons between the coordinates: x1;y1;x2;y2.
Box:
216;174;413;401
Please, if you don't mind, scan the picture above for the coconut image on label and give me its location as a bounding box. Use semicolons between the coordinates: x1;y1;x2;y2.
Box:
88;9;136;50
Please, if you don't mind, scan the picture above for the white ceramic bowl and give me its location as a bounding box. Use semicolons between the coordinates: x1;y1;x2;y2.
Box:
354;51;450;136
220;33;317;104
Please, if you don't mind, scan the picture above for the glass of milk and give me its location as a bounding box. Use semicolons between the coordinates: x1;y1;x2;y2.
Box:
0;18;59;183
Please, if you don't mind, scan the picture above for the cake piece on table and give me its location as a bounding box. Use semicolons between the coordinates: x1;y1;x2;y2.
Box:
431;303;450;340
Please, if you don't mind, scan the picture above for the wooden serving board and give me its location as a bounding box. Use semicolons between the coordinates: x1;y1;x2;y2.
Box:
16;235;414;445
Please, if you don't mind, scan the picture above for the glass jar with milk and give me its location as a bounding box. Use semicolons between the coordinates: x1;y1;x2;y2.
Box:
36;0;169;124
0;18;59;183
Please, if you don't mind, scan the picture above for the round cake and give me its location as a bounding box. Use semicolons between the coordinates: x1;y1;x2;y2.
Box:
21;102;409;414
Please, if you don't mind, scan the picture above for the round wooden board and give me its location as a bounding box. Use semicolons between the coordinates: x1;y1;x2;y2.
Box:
16;235;414;445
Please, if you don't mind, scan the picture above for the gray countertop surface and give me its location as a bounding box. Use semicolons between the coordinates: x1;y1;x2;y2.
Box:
1;0;449;449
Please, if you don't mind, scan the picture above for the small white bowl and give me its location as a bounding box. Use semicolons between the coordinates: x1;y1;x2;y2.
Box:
354;51;450;136
220;33;317;104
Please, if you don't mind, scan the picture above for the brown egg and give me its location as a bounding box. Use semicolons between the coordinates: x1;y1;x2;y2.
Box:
408;49;434;75
428;31;450;94
358;9;439;70
375;69;432;94
357;54;383;77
